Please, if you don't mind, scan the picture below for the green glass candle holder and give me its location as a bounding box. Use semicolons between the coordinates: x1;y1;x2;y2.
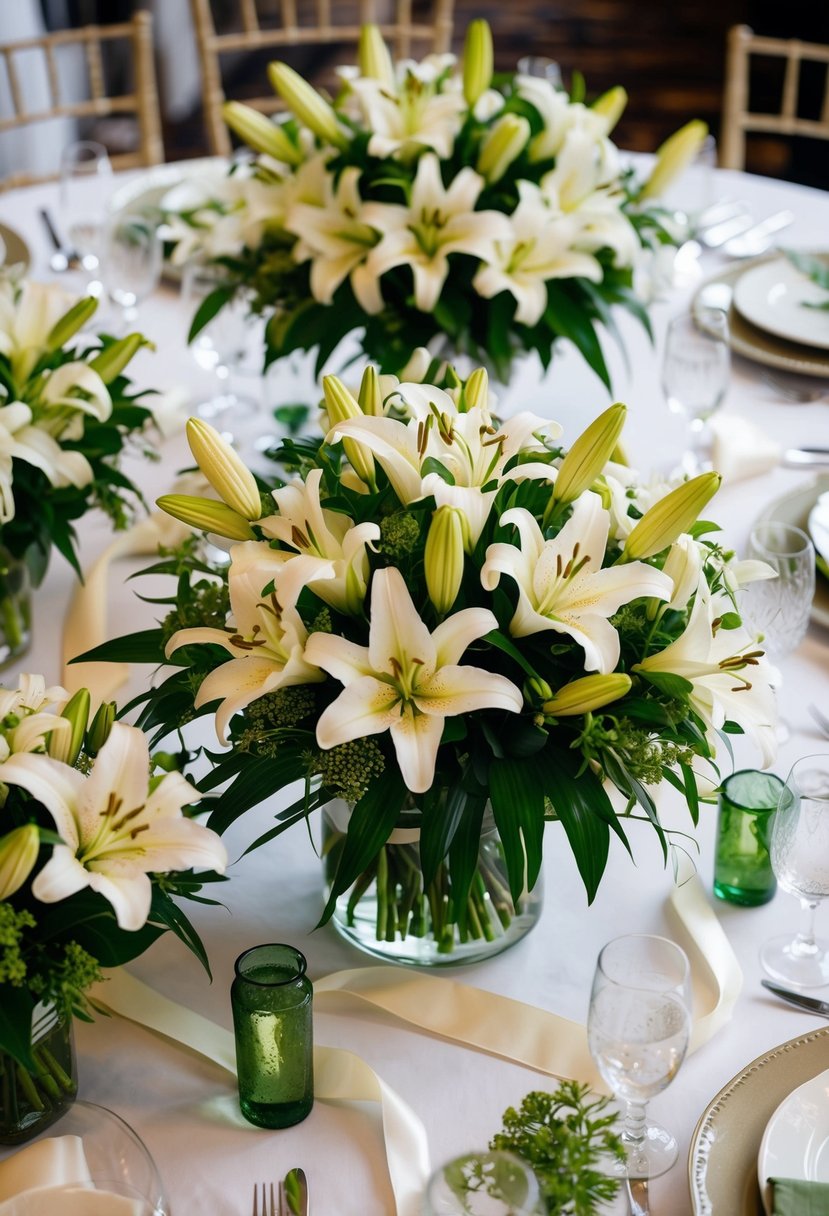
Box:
231;943;313;1129
714;770;784;906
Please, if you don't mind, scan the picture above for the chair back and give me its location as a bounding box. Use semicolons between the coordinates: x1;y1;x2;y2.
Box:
189;0;455;155
720;23;829;171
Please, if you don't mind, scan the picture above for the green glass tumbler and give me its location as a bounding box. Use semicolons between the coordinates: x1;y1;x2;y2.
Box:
231;943;313;1129
714;770;785;906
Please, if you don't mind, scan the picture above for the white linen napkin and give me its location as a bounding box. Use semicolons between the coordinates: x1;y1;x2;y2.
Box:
709;413;782;482
0;1188;144;1215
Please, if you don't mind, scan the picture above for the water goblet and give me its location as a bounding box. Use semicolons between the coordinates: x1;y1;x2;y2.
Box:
100;214;162;334
58;140;112;274
587;934;692;1179
661;310;730;475
422;1150;541;1215
742;523;815;663
180;261;258;430
760;755;829;989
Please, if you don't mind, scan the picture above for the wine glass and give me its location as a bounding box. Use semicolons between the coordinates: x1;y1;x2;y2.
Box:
180;261;258;430
516;56;563;88
587;934;692;1179
422;1150;542;1215
100;214;162;334
58;140;112;274
760;755;829;989
661;310;730;476
741;523;815;662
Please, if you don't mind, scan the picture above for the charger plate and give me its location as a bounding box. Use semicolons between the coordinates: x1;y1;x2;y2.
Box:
688;1026;829;1215
693;257;829;378
0;223;30;272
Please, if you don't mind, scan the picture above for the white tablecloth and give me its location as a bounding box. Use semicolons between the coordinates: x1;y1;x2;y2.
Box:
1;163;829;1215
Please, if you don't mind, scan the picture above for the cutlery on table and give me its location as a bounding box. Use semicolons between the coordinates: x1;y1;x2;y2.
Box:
781;447;829;468
761;978;829;1017
721;209;794;258
759;369;829;404
38;207;77;273
700;208;792;251
252;1181;278;1216
625;1177;650;1215
809;704;829;739
282;1167;309;1216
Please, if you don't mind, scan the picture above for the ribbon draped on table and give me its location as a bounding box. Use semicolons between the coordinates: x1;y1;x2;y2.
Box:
89;874;741;1216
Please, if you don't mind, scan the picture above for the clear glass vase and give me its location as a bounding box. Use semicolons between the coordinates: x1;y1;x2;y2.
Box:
0;547;32;670
0;1004;77;1144
322;799;544;967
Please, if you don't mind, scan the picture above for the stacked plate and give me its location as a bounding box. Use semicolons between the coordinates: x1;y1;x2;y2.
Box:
693;252;829;379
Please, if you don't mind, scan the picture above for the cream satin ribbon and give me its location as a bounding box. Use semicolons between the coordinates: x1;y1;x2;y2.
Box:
89;874;740;1216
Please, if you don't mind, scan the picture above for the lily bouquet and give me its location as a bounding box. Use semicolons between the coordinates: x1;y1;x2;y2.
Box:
0;275;155;586
96;364;778;962
170;21;706;386
0;673;227;1135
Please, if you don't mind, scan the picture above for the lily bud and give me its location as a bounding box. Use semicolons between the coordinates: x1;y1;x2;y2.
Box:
87;701;116;756
45;296;98;353
88;333;151;384
553;403;627;504
591;86;628;134
268;62;346;148
51;687;90;765
425;505;468;614
157;494;256;541
357;365;383;417
186;418;261;519
623;472;721;561
526;675;553;702
542;673;632;717
477;114;531;183
463;367;489;412
323;374;376;487
463;19;493;106
222;101;302;165
640;119;709;200
398;347;432;383
358;24;395;89
0;825;39;900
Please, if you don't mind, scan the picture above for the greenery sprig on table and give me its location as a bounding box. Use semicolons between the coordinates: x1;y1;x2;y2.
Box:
168;20;707;386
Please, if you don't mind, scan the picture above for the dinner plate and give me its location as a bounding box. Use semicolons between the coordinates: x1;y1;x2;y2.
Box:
754;473;829;629
106;157;227;220
693;259;829;379
0;222;31;272
757;1067;829;1214
733;256;829;351
688;1026;829;1215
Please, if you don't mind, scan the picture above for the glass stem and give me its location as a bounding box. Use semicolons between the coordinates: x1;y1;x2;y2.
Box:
793;898;820;958
622;1099;648;1151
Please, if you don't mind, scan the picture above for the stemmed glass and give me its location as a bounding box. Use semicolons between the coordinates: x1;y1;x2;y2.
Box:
100;214;162;334
180;261;258;430
587;934;692;1179
58;140;112;273
742;523;815;661
760;755;829;988
661;310;730;475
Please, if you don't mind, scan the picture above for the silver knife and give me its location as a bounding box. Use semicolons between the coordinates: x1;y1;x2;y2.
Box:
283;1167;309;1216
783;447;829;468
761;978;829;1017
625;1177;650;1215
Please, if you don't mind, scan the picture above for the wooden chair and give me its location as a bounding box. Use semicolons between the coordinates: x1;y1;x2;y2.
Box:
720;24;829;171
0;10;163;191
189;0;456;157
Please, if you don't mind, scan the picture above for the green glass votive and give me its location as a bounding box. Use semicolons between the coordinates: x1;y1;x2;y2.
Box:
714;770;785;906
231;943;313;1129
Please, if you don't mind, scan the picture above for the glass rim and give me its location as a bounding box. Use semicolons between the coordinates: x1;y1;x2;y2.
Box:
667;309;728;338
748;521;813;559
784;753;829;802
596;932;690;988
720;768;785;813
234;942;308;986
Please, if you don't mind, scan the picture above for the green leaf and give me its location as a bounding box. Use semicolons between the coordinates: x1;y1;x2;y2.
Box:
188;285;235;342
489;757;546;903
318;766;407;925
448;791;488;933
419;782;469;889
783;249;829;291
71;629;167;666
484;629;542;680
537;747;617;903
205;753;306;834
420;457;456;485
544;284;611;390
638;669;694;699
149;887;212;978
36;890;165;965
0;984;37;1069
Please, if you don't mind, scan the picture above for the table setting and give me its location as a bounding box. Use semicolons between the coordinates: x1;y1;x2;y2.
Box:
0;16;828;1216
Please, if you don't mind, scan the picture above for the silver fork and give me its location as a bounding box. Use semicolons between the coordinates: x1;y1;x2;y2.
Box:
809;703;829;738
252;1182;280;1216
760;369;829;404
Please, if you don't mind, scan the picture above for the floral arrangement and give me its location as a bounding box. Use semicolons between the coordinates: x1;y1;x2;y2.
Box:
0;672;227;1091
168;21;706;385
90;364;778;958
0;275;155;587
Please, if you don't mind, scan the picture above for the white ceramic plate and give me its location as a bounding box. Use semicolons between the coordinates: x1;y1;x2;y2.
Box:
107;157;227;219
754;474;829;630
734;256;829;351
757;1067;829;1214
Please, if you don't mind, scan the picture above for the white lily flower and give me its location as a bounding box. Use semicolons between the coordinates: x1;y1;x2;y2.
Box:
517;77;577;162
0;280;78;382
166;541;324;742
481;492;673;671
0;673;68;720
285;166;383;312
0;723;227;932
361;154;512;313
635;586;778;767
0;674;71;762
40;362;112;421
0;402;94;522
305;567;523;793
260;468;381;613
473;182;604;326
345;56;464;160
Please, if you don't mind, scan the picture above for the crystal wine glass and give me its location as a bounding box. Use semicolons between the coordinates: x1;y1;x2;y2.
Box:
100;214;162;334
587;934;692;1179
661;310;730;476
180;261;258;431
422;1150;542;1215
760;755;829;988
58;140;112;274
742;523;815;662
